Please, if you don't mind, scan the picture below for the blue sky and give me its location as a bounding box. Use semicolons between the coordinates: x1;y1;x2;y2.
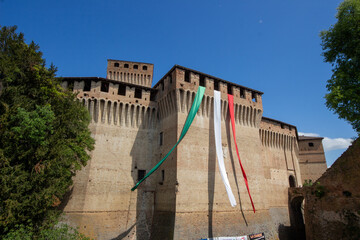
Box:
0;0;356;166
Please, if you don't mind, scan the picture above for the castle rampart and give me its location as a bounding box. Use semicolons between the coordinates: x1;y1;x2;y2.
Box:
60;60;324;240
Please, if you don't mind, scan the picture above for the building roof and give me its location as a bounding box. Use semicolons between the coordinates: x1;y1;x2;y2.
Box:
262;116;297;128
107;59;154;65
60;77;157;92
298;136;324;140
154;65;264;95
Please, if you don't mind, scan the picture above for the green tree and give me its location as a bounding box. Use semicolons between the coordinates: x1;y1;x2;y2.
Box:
0;26;95;236
320;0;360;134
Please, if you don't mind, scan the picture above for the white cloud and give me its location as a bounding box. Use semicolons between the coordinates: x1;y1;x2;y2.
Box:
298;132;320;137
322;137;353;151
298;132;353;152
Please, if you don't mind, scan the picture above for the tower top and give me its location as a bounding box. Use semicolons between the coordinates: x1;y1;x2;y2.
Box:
106;59;154;87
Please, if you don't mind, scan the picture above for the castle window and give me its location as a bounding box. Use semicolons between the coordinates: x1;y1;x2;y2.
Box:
252;92;257;102
101;82;109;92
114;63;119;67
160;132;163;146
118;84;126;96
281;124;285;129
135;88;142;99
143;65;148;70
83;81;91;92
169;75;172;83
161;170;165;182
214;81;219;91
184;71;190;83
133;65;138;69
227;84;233;95
138;170;146;181
308;142;314;147
240;88;245;98
124;64;129;68
199;75;205;87
161;83;164;91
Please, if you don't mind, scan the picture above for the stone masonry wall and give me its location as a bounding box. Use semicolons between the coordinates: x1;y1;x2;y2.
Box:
304;138;360;240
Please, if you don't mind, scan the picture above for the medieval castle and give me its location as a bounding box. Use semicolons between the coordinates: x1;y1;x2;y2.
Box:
60;60;327;240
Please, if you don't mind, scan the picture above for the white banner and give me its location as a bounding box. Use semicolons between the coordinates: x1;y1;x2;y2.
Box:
214;90;236;207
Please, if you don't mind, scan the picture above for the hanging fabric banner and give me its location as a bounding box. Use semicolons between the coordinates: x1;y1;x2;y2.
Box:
131;86;206;191
214;90;237;207
227;94;256;213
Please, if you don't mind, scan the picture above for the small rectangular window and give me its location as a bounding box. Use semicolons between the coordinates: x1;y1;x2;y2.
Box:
118;84;126;96
308;142;314;147
227;84;233;95
169;75;172;83
199;75;205;87
214;81;219;91
240;88;245;98
161;170;165;182
160;132;163;146
252;92;257;102
135;88;142;99
185;71;190;83
101;82;109;92
138;170;146;181
161;83;164;91
83;81;91;92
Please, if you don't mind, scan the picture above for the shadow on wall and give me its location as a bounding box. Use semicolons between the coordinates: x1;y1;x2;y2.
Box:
288;195;305;240
208;98;249;238
109;105;161;240
208;100;215;238
225;110;248;226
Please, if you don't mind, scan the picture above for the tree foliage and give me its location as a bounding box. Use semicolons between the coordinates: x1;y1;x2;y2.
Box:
320;0;360;134
0;26;95;236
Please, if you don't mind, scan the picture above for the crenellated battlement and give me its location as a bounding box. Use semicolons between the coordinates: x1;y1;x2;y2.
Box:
153;65;263;109
81;97;158;129
152;65;263;127
106;59;154;87
61;77;157;107
259;117;298;150
60;63;265;128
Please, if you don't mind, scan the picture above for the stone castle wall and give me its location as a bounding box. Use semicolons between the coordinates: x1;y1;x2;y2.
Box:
61;62;307;240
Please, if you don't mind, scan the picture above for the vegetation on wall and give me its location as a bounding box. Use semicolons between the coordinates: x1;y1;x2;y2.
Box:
0;25;95;237
320;0;360;134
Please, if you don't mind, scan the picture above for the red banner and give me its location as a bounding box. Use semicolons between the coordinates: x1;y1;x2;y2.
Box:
227;94;255;213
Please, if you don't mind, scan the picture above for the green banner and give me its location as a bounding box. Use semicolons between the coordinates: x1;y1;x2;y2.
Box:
131;86;205;191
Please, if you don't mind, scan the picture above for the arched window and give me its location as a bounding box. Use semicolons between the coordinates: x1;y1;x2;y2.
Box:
142;65;148;70
133;65;138;69
289;175;296;187
124;64;129;68
114;63;119;67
